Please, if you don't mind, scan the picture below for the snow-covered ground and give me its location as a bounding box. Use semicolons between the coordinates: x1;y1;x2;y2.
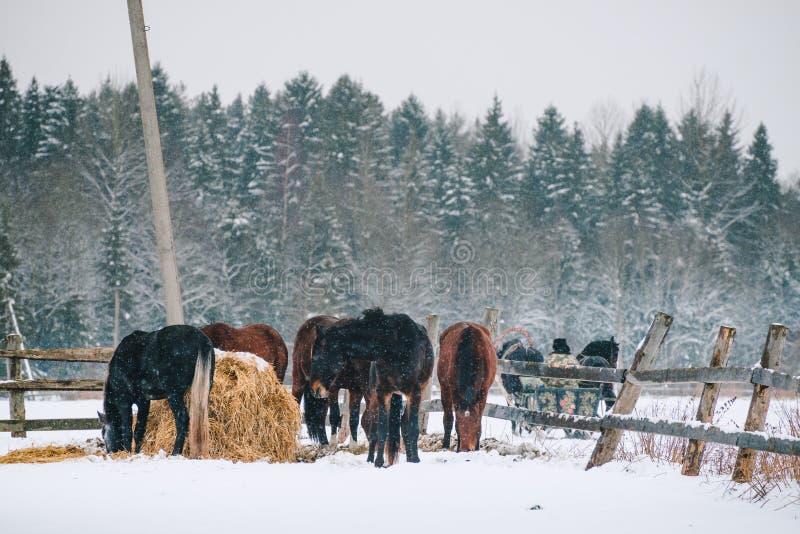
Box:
1;395;797;533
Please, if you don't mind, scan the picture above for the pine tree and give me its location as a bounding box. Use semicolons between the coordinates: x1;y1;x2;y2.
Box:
36;79;82;159
320;75;389;272
389;95;433;244
429;110;474;244
523;105;570;218
19;77;44;160
188;86;228;206
0;57;20;164
614;104;676;228
272;73;323;254
0;208;19;310
676;109;714;224
151;64;188;165
729;124;780;257
466;96;520;234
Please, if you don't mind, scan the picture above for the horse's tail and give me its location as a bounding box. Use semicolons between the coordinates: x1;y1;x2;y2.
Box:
456;325;477;411
303;384;329;444
188;346;213;458
386;394;403;465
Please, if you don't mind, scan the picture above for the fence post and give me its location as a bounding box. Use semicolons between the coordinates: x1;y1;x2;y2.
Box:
586;311;672;470
420;314;441;434
4;334;25;438
681;325;736;476
482;307;515;408
732;323;788;483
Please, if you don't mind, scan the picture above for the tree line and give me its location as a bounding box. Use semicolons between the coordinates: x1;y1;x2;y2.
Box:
0;57;797;375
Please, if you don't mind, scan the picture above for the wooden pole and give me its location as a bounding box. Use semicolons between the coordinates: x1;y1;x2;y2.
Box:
126;0;184;325
5;334;25;438
732;323;788;483
681;325;735;476
420;314;440;434
483;306;515;408
586;311;673;470
6;300;31;379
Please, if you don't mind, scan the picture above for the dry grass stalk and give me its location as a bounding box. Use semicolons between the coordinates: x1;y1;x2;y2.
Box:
615;397;800;502
138;354;301;462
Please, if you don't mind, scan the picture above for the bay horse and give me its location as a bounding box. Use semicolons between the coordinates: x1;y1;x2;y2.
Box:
98;325;215;457
439;322;497;451
309;308;433;467
202;322;288;382
291;315;370;445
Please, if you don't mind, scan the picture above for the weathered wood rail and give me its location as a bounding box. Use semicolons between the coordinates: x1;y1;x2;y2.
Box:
0;335;113;436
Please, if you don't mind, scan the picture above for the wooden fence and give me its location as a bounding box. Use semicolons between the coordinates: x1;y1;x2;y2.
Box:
418;309;800;483
2;311;799;483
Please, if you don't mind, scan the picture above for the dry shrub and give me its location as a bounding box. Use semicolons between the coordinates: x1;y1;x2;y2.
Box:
615;397;800;502
138;354;301;462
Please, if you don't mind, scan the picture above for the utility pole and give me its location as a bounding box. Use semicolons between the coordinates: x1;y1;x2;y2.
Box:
126;0;184;325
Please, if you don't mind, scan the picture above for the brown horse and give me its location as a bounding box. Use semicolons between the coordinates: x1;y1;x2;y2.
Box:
201;323;289;382
291;315;371;445
438;322;496;452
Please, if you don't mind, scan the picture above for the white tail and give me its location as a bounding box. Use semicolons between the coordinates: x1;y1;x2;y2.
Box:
188;348;212;458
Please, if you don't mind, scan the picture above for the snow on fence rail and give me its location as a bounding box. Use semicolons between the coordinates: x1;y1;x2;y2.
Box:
1;311;798;483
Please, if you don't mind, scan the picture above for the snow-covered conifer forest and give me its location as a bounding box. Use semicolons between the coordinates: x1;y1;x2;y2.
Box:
0;57;798;375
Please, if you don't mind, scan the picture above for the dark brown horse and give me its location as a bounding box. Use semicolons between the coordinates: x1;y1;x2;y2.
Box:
438;322;496;452
309;308;434;467
201;323;289;382
291;315;370;445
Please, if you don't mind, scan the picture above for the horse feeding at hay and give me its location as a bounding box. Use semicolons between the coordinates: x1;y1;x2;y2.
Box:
202;322;289;382
309;308;434;467
438;322;497;452
292;315;371;445
98;325;214;457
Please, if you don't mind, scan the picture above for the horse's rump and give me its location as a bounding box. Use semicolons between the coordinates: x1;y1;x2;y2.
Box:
202;322;289;382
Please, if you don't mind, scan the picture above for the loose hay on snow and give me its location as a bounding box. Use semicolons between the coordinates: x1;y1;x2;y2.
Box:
0;445;90;464
138;353;301;462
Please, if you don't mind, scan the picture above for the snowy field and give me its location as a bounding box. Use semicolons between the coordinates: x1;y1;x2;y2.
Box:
0;395;797;533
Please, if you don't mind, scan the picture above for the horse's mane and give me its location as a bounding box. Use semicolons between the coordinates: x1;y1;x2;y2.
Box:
456;325;478;411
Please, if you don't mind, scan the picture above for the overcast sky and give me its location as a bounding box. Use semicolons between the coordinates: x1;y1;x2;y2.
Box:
1;0;798;183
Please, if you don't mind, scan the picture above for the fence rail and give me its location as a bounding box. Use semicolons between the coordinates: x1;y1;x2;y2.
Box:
1;312;798;485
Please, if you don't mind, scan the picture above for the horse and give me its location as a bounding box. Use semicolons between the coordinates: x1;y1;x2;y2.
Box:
579;337;620;368
496;338;543;397
98;325;215;458
578;337;620;411
309;308;433;467
495;338;543;433
291;315;370;445
201;322;289;382
438;322;497;451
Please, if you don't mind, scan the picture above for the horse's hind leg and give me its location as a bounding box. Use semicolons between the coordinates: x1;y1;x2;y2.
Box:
348;392;361;446
373;394;390;468
167;394;190;456
328;389;341;445
133;400;150;453
441;387;454;449
405;389;422;463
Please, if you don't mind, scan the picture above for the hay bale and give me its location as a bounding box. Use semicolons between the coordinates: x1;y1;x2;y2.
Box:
139;352;301;462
